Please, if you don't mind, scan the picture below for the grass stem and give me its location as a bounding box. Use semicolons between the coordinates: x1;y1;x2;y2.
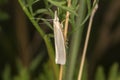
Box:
77;0;98;80
59;0;71;80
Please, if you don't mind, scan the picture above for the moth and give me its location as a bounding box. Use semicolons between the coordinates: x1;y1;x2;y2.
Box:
53;11;66;65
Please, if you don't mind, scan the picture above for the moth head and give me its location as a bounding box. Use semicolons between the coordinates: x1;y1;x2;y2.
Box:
54;11;59;22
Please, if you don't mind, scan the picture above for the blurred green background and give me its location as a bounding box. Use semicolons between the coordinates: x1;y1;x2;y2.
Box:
0;0;120;80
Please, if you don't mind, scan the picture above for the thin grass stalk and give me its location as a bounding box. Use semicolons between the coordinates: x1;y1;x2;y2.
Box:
59;0;71;80
59;65;63;80
64;0;71;40
65;0;86;80
77;0;98;80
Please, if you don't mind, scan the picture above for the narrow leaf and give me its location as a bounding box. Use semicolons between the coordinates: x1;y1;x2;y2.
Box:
86;0;91;13
95;66;105;80
108;63;119;80
48;0;77;15
33;9;48;16
29;53;44;72
2;65;11;80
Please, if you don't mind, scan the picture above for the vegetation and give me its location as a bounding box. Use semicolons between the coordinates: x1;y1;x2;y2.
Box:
0;0;120;80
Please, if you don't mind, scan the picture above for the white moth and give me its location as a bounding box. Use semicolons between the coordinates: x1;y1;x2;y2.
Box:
53;11;66;65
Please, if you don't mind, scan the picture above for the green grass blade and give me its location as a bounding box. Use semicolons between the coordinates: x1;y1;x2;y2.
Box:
65;0;87;80
48;0;77;15
29;53;45;72
2;65;11;80
95;66;105;80
108;63;119;80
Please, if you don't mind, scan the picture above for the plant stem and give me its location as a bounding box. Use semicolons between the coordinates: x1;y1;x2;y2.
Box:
65;0;86;80
59;65;63;80
64;0;71;40
44;35;59;80
18;0;45;38
77;1;98;80
59;0;71;80
18;0;59;79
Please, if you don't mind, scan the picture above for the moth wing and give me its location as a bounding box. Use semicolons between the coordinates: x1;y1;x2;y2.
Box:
54;22;66;65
